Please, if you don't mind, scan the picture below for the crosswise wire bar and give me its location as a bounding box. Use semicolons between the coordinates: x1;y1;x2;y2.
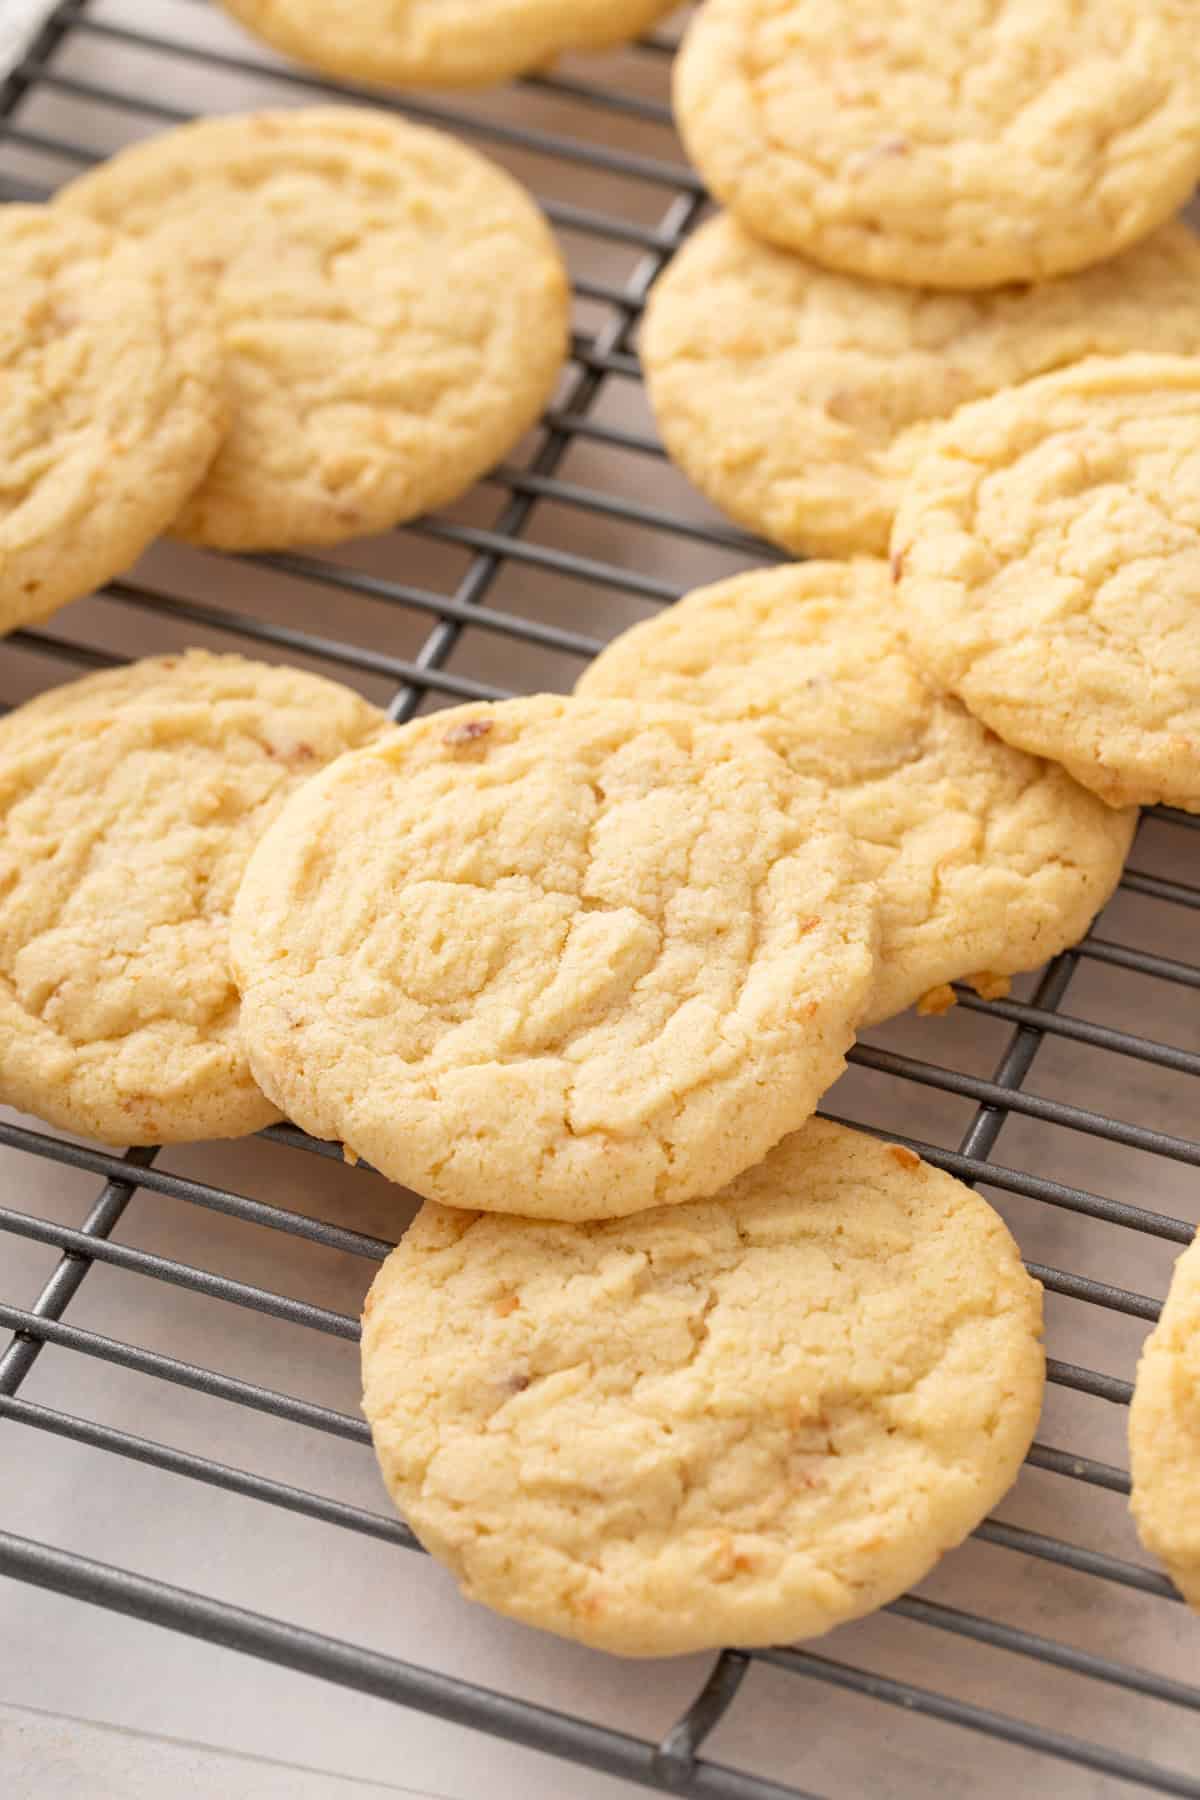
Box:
0;1300;370;1440
753;1647;1200;1800
888;1595;1200;1712
0;1531;816;1800
0;1189;1135;1411
0;1146;158;1399
0;1281;1140;1526
849;1040;1200;1166
14;63;695;198
0;1205;360;1339
0;1117;390;1258
63;13;695;187
0;0;77;97
3;1332;1187;1735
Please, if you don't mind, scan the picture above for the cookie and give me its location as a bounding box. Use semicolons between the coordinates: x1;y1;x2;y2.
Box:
361;1119;1045;1656
218;0;677;88
577;562;1135;1023
232;695;877;1220
643;213;1200;560
1129;1230;1200;1609
673;0;1200;289
892;353;1200;811
58;109;569;551
0;204;224;635
0;652;388;1144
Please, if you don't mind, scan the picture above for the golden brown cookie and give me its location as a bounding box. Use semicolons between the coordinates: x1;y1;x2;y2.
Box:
577;561;1136;1023
0;204;224;634
361;1120;1045;1655
642;213;1200;559
1130;1229;1200;1609
218;0;678;88
893;353;1200;811
0;652;388;1144
232;695;878;1219
58;109;568;550
674;0;1200;288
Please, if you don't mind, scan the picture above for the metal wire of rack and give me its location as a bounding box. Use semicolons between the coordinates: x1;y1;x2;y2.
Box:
0;3;1198;1796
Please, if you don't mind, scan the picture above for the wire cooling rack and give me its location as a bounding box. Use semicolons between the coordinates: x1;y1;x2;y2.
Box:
1;4;1199;1796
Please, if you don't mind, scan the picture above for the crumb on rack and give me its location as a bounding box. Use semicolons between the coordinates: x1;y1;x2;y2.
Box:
888;1144;922;1170
967;970;1012;1002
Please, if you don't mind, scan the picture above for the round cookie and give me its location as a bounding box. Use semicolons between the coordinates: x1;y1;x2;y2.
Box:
361;1119;1045;1656
892;353;1200;811
0;647;362;739
0;204;224;634
578;562;1136;1023
218;0;678;89
58;109;569;551
232;695;877;1219
1130;1230;1200;1609
643;213;1200;559
673;0;1200;289
0;652;389;1144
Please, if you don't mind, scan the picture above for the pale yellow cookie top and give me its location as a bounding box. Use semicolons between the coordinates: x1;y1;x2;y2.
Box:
673;0;1200;288
577;562;1135;1024
1130;1230;1200;1609
232;695;877;1219
0;652;388;1145
893;352;1200;811
58;109;568;551
643;213;1200;559
361;1118;1045;1656
218;0;677;87
0;204;224;634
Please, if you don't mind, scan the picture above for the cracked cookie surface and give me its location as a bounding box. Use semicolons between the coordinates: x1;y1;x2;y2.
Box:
219;0;678;88
58;109;568;550
643;213;1200;559
0;204;224;633
578;561;1135;1024
232;695;877;1219
893;353;1200;810
0;652;389;1144
361;1119;1045;1655
1130;1229;1200;1610
674;0;1200;288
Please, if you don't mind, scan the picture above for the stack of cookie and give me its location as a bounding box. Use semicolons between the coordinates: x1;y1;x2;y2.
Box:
0;650;1047;1654
576;558;1135;1021
215;0;681;88
621;0;1200;1616
651;0;1200;816
0;106;569;636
